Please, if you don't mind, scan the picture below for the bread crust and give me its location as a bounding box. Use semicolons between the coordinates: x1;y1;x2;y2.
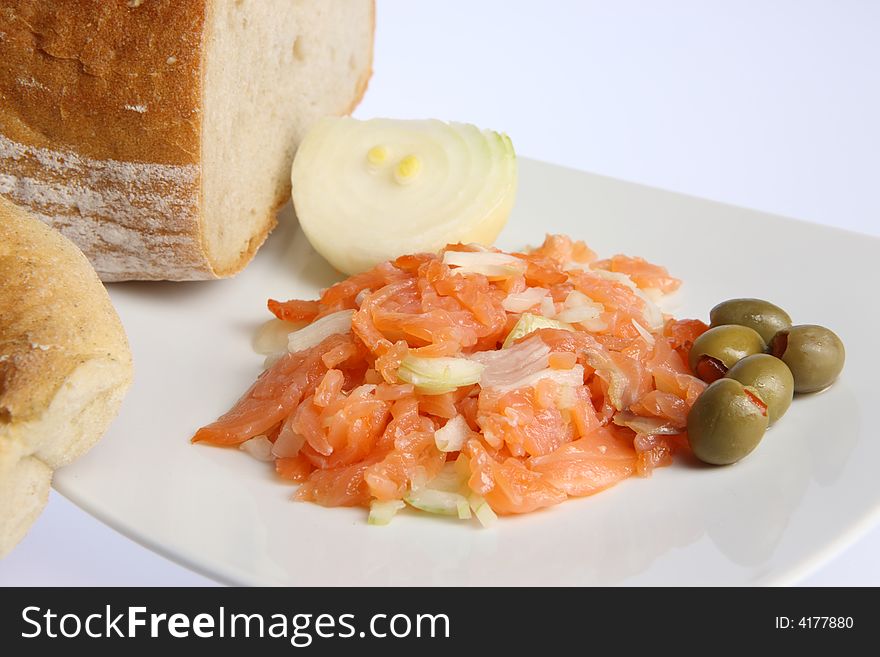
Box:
0;197;132;424
0;196;132;556
0;0;204;164
0;0;208;280
0;0;375;281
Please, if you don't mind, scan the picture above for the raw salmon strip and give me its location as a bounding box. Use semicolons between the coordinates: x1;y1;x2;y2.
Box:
194;235;704;525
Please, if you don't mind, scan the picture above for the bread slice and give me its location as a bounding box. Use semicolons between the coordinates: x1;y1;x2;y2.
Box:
0;196;133;556
0;454;50;558
0;0;374;281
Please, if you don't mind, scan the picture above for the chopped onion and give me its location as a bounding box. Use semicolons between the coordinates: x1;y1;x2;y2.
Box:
590;268;664;330
443;251;527;278
434;415;471;452
502;287;549;313
631;319;655;346
502;313;572;348
424;461;466;493
472;336;550;386
572;338;631;411
540;295;557;319
354;288;372;306
613;412;681;435
551;290;606;326
494;364;585;393
405;489;468;515
556;385;578;410
597;363;629;411
271;425;306;458
563;290;596;309
288;309;354;354
591;268;638;289
556;305;602;324
409;465;431;491
253;318;305;355
239;435;274;462
404;462;471;516
368;500;406;526
636;291;665;331
397;355;484;394
476;334;583;392
468;494;498;528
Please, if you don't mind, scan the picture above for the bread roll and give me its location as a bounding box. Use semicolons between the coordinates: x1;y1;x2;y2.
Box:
0;196;133;556
0;0;375;281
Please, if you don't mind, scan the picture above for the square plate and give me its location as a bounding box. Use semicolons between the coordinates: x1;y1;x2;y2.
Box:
55;159;878;585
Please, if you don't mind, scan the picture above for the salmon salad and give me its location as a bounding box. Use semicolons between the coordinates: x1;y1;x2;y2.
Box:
193;235;711;526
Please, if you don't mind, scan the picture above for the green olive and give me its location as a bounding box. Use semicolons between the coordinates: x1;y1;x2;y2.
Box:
710;298;792;344
689;324;766;382
687;378;769;465
770;324;845;393
725;354;794;425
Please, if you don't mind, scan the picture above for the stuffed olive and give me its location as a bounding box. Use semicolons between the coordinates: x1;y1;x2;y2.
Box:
770;324;845;393
725;354;794;425
709;298;792;343
687;378;769;465
689;324;766;383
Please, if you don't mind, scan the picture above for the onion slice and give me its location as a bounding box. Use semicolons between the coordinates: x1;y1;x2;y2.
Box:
288;310;354;354
434;415;471;452
397;355;484;394
253;318;305;355
472;336;550;387
631;319;655;345
495;364;585;394
502;313;571;349
443;251;526;278
291;117;517;275
239;435;274;462
613;412;681;435
591;268;665;330
502;287;549;313
368;500;406;526
271;417;306;458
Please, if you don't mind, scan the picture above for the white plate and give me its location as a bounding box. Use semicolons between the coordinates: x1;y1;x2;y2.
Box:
55;159;878;586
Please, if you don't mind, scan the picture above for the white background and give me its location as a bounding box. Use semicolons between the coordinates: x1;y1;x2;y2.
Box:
1;0;878;586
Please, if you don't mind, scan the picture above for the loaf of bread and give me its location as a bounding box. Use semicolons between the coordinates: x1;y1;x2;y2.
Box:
0;196;133;556
0;0;374;281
